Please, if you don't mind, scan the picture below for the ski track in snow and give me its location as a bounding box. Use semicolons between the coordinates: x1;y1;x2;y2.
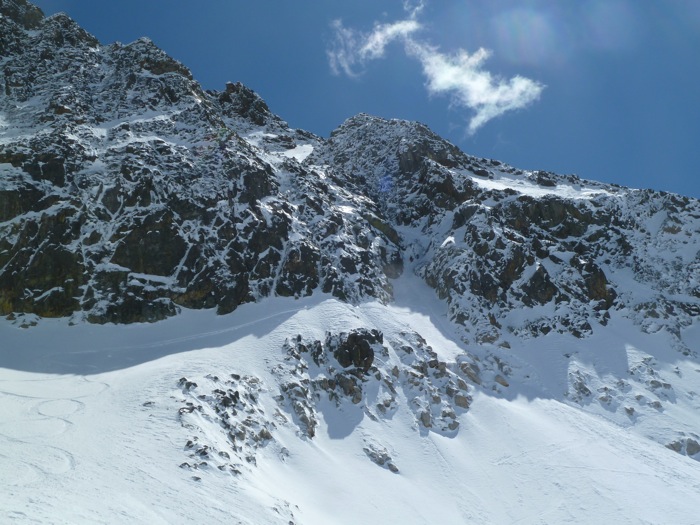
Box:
0;375;107;491
2;293;700;523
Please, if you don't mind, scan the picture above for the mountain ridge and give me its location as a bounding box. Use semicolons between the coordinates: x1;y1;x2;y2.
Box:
2;1;698;336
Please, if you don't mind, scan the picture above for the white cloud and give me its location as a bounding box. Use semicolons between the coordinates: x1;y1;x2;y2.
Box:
327;6;544;134
327;20;362;77
327;18;420;77
359;19;421;61
408;43;544;134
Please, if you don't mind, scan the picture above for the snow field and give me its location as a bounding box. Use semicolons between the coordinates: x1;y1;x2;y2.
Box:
2;285;700;523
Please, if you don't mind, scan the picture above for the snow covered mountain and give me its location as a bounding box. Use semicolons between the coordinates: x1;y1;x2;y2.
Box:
1;1;700;523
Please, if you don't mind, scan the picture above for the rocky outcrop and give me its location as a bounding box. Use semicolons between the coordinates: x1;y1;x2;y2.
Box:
319;115;700;350
174;328;482;476
217;81;275;127
177;373;275;476
0;2;401;323
329;328;382;373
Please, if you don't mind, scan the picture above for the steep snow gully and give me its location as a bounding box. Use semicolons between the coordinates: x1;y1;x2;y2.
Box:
1;1;700;523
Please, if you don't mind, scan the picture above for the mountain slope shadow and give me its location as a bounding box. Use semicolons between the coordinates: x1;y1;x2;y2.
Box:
388;266;639;405
0;294;327;375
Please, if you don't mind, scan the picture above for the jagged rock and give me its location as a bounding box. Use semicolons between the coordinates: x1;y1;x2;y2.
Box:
0;0;43;30
522;265;558;306
570;255;617;308
535;171;557;187
218;81;274;126
363;445;399;473
178;373;277;474
329;329;382;373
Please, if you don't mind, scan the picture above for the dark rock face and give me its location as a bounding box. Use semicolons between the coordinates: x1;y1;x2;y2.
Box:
0;4;401;323
522;266;558;306
0;0;43;30
329;329;382;373
317;114;478;226
318;115;700;349
570;255;617;308
218;82;274;126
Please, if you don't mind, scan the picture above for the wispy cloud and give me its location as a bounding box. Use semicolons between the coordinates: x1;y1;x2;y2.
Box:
327;5;544;134
327;18;420;77
359;19;421;61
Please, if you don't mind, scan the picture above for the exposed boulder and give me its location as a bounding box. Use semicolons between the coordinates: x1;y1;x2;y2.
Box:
329;328;383;373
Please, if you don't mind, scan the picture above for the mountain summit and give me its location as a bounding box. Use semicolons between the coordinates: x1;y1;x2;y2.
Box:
1;2;700;523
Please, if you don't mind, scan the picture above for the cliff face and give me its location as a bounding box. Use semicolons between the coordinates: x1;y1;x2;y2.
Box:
0;1;401;323
314;114;700;356
1;0;699;355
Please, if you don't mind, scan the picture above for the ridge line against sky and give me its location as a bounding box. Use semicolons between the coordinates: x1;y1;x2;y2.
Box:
327;2;544;135
23;1;700;199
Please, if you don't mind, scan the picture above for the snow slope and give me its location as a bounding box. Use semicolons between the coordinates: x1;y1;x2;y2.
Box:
2;274;700;524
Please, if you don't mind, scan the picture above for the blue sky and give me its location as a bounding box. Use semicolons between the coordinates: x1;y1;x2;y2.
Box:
32;1;700;199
